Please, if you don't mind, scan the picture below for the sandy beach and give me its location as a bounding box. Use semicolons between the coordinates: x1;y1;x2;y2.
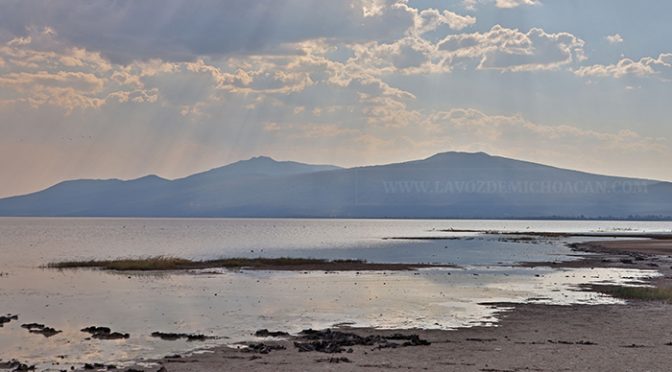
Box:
142;302;672;372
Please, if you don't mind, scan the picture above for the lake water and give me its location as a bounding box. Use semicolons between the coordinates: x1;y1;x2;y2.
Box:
0;218;670;370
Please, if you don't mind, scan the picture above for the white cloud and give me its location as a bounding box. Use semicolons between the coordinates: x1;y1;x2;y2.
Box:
462;0;478;11
411;7;477;34
605;33;624;44
460;0;539;10
439;25;585;72
495;0;540;9
361;0;387;17
575;53;672;80
0;32;130;112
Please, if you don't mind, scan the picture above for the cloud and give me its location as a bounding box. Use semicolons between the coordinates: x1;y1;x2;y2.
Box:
0;31;159;112
0;0;580;116
462;0;478;11
460;0;539;10
575;53;672;80
495;0;540;9
438;25;585;72
410;7;477;34
258;105;671;179
0;0;415;64
605;33;624;44
405;108;671;175
426;108;665;153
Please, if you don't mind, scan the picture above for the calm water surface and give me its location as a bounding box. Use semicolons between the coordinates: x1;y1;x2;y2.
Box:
0;218;669;369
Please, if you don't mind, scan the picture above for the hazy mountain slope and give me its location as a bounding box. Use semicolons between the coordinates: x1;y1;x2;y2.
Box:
0;157;340;217
177;156;341;182
174;152;670;218
0;152;670;219
0;175;170;216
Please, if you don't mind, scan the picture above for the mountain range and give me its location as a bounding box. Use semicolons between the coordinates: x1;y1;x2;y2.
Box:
1;152;671;219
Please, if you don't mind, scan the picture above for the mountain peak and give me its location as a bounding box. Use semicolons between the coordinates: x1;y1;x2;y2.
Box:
425;151;492;160
131;174;167;182
246;155;276;162
182;155;341;181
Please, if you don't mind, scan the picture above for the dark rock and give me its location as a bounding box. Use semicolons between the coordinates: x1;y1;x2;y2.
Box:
21;323;44;330
294;341;346;353
294;329;430;353
0;314;18;327
81;326;129;340
242;343;287;354
150;332;212;342
83;363;106;370
621;344;647;348
0;359;35;371
402;337;431;346
82;326;111;334
465;338;497;342
254;329;290;338
33;327;61;337
21;323;62;337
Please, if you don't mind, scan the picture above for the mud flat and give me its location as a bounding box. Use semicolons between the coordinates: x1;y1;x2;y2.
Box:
110;302;672;372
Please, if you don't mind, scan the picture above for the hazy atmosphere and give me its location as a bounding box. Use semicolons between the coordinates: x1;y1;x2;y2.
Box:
1;0;672;197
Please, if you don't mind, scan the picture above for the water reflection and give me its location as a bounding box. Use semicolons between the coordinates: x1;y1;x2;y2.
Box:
0;218;667;369
0;265;657;369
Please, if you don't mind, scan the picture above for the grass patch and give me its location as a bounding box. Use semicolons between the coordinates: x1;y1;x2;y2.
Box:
46;256;368;271
45;257;452;272
47;256;195;271
595;285;672;303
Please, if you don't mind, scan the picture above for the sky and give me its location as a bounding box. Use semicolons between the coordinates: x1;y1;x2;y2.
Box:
0;0;671;197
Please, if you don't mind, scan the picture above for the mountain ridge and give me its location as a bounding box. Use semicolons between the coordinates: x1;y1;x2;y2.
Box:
1;152;670;219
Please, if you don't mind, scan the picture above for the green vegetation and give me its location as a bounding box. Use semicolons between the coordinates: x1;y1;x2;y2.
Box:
596;285;672;303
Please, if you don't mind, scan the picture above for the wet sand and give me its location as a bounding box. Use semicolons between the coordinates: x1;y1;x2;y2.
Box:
112;237;672;372
138;302;672;372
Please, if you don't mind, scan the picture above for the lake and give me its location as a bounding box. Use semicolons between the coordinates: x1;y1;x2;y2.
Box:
0;218;669;369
